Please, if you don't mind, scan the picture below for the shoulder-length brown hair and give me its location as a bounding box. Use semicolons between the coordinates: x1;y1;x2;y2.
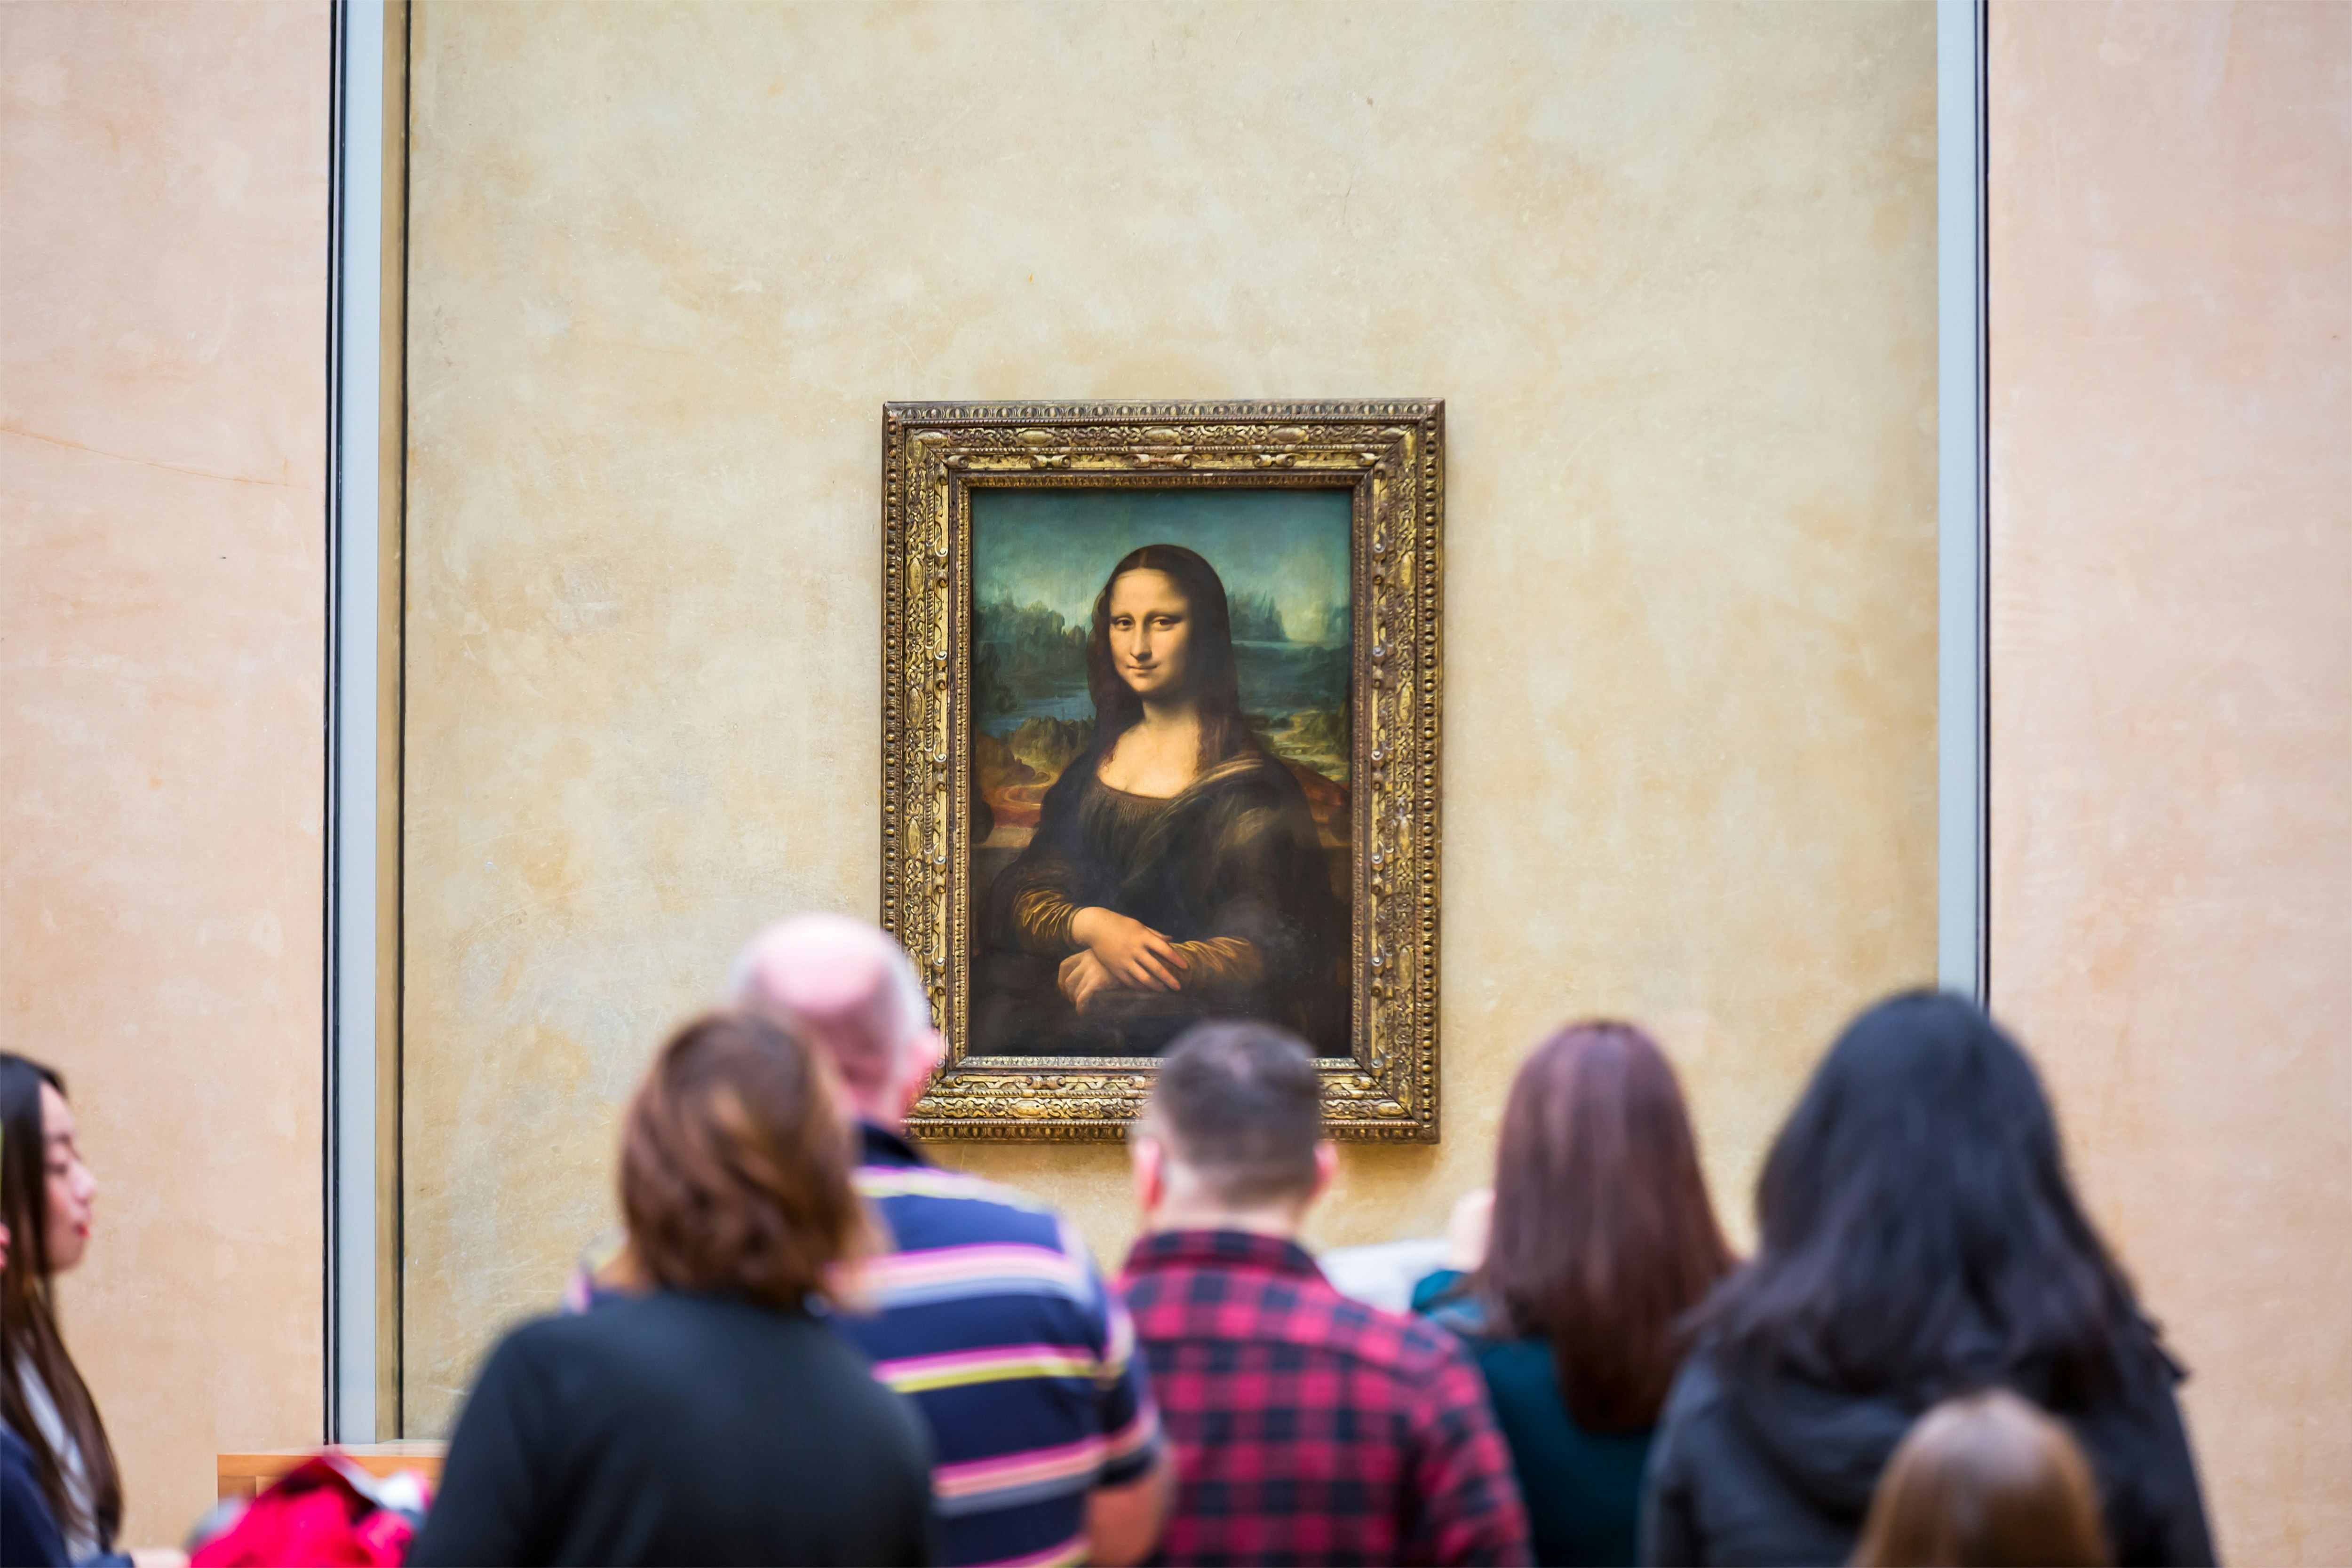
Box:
620;1013;868;1309
1478;1021;1733;1432
1083;542;1255;773
1;1053;123;1551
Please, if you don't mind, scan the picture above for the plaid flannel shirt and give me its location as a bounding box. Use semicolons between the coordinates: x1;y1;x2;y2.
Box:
1121;1229;1534;1567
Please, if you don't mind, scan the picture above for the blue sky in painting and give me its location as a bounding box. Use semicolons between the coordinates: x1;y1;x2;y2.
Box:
972;488;1351;644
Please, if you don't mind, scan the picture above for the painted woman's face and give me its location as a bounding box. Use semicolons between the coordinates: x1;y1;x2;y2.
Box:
1106;569;1193;702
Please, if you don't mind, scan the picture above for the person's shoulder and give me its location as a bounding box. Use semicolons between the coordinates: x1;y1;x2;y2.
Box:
853;1165;1104;1306
2114;1316;2189;1396
456;1307;610;1409
2065;1321;2197;1449
1412;1269;1498;1340
1274;1272;1470;1375
1645;1345;1767;1486
1627;1344;1735;1499
856;1161;1069;1238
871;1370;936;1476
1657;1339;1732;1425
855;1159;1050;1205
0;1424;66;1568
498;1290;779;1364
1391;1296;1494;1372
485;1306;591;1358
497;1292;698;1361
1324;1293;1511;1421
0;1424;42;1495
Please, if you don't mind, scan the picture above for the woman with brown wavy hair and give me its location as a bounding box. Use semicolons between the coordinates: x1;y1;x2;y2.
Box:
1415;1021;1733;1567
411;1012;936;1567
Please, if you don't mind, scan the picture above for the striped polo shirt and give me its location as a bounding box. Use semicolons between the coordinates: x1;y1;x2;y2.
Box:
834;1122;1162;1568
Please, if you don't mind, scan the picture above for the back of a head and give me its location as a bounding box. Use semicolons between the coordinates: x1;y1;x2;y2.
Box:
1852;1389;2110;1567
620;1011;865;1309
1705;992;2143;1405
1150;1022;1321;1207
1482;1021;1733;1431
731;913;930;1102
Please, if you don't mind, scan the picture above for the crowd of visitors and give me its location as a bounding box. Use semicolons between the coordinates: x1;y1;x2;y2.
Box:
0;913;2216;1568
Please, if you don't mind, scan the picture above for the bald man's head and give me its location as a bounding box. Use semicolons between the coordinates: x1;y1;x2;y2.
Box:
730;914;939;1114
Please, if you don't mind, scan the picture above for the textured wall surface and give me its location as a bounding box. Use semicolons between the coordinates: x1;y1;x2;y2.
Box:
1988;3;2352;1562
0;0;329;1544
401;0;1940;1432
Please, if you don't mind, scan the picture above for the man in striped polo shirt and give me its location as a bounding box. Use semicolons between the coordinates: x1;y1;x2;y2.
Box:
735;914;1170;1568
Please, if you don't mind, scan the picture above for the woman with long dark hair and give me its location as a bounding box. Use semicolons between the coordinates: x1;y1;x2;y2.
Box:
1640;992;2214;1567
975;543;1345;1055
1414;1022;1733;1566
1;1053;122;1565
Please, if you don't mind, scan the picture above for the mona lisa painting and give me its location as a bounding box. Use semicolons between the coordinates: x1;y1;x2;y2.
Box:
973;502;1351;1058
881;401;1443;1140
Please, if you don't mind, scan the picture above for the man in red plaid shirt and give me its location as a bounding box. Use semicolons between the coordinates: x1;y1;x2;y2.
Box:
1120;1022;1534;1566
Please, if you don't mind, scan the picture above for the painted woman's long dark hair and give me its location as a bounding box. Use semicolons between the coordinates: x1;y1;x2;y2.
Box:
1;1053;122;1551
1084;543;1256;773
1693;993;2155;1410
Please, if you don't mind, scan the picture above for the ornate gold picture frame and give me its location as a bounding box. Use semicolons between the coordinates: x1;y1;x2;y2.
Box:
881;400;1443;1140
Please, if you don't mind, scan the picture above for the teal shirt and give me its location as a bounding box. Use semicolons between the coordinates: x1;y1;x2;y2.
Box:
1413;1269;1653;1568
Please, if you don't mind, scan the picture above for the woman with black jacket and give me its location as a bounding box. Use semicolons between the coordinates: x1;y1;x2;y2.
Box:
1640;992;2214;1568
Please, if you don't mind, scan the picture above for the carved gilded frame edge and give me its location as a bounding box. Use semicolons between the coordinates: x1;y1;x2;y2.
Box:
880;399;1443;1142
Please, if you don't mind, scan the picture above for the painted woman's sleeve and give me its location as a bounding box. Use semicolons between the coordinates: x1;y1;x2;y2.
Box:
1168;935;1266;990
1007;872;1081;956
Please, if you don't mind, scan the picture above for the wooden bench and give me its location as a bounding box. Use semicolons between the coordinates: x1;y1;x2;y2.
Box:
216;1442;446;1501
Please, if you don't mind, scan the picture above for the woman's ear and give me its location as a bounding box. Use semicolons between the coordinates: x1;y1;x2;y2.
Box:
1310;1140;1339;1204
1130;1128;1167;1218
893;1028;947;1119
1444;1188;1494;1272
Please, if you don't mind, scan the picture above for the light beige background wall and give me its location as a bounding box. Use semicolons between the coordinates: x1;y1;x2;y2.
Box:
1988;2;2351;1562
400;0;1941;1433
0;0;329;1546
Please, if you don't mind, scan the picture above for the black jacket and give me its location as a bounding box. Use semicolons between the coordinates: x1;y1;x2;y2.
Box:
2;1425;69;1568
1640;1340;2215;1567
408;1291;937;1567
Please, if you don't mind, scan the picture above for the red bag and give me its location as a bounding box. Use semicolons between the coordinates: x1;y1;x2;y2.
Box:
191;1456;419;1568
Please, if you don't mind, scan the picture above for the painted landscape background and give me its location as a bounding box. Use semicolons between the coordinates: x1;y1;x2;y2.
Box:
971;488;1352;855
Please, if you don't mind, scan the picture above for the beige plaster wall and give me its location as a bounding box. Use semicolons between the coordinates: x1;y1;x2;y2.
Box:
1987;4;2352;1562
0;0;329;1546
401;0;1940;1432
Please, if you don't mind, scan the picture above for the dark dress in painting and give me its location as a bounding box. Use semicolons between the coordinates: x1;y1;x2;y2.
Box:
973;744;1347;1057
